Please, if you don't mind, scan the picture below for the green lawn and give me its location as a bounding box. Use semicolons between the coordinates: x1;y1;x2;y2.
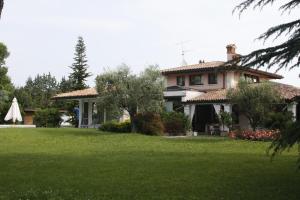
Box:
0;128;299;200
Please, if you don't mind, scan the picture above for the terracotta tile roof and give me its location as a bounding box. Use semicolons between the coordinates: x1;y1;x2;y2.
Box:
52;88;98;99
161;61;283;79
161;61;225;74
187;82;300;103
188;89;228;103
272;82;300;100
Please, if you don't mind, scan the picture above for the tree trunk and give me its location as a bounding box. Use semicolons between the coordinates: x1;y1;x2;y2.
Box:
129;112;137;133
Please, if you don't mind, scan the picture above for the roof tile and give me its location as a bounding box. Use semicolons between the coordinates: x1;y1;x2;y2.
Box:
188;82;300;102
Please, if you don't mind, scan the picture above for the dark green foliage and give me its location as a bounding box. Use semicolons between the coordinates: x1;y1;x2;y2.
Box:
227;81;281;130
69;36;91;90
161;111;190;135
99;120;131;133
59;76;73;93
265;110;300;168
34;108;62;127
134;113;164;136
0;42;14;124
268;122;300;168
17;73;59;109
0;0;3;19
219;111;233;132
0;42;9;66
234;0;300;71
264;111;294;130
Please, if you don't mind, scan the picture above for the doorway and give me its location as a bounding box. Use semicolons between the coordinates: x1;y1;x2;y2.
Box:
192;105;218;133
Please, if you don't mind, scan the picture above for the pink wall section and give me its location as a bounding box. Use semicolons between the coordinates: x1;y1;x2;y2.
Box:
166;72;225;91
165;71;273;91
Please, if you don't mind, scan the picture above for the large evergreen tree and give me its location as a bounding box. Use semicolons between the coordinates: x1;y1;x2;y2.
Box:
0;42;14;123
234;0;300;71
69;36;91;90
0;0;3;19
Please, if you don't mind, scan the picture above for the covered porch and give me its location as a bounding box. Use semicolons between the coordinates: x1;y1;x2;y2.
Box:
184;103;233;135
51;88;102;128
183;83;300;135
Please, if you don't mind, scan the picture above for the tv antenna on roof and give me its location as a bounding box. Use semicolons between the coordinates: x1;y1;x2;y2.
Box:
176;40;191;66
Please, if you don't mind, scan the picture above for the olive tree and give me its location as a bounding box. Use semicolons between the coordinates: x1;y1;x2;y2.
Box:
96;64;164;132
227;81;281;131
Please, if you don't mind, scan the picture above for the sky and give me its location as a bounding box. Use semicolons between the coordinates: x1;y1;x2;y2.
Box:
0;0;299;87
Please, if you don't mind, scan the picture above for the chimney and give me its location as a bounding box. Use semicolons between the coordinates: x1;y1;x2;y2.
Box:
226;44;237;61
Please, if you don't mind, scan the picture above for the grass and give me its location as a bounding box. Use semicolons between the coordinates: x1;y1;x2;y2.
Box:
0;128;299;200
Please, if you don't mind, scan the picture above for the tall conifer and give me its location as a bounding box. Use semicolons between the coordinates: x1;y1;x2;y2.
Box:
69;36;91;90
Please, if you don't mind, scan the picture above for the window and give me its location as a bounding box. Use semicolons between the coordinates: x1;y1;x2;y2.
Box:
244;74;259;83
176;76;185;86
189;75;203;85
208;73;218;84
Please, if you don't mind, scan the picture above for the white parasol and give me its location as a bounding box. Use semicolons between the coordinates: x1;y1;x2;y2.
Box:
4;97;22;123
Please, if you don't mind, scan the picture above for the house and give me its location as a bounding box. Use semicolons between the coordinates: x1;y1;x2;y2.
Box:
51;88;129;128
52;44;300;131
162;44;300;133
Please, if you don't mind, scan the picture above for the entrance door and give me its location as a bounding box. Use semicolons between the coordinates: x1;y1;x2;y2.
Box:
82;102;89;126
192;105;218;133
297;103;300;122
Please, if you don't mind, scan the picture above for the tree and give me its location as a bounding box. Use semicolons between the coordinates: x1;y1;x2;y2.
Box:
56;76;79;126
0;42;9;66
21;73;59;108
69;36;91;90
219;110;233;132
96;64;164;132
0;0;3;19
227;81;281;131
235;0;300;168
234;0;300;71
59;76;73;93
0;42;13;123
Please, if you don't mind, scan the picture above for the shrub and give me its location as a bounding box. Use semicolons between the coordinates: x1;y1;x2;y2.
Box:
99;120;131;133
228;129;279;141
264;111;293;130
34;108;62;127
161;112;190;136
134;112;164;136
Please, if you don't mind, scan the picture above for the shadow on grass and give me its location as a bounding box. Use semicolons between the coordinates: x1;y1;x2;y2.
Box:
35;128;134;137
0;151;299;200
163;136;231;144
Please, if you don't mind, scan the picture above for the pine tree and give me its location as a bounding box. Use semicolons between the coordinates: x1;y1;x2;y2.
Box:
69;36;91;90
59;76;73;93
234;0;300;71
0;0;3;19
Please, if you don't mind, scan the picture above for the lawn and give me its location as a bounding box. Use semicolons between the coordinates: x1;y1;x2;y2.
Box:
0;128;299;200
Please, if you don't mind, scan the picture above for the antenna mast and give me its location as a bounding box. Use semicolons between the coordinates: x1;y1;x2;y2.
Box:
176;40;191;66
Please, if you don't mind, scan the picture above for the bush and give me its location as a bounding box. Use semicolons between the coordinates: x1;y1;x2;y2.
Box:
228;129;279;141
161;112;190;136
134;113;164;136
264;111;293;130
99;120;131;133
34;108;62;127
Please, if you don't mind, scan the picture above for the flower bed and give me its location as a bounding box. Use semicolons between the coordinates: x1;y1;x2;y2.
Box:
228;129;279;141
